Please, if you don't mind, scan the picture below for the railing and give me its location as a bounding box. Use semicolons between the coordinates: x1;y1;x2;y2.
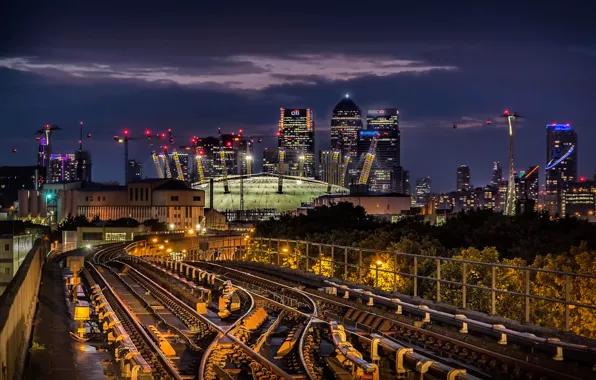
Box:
244;238;596;338
0;239;46;380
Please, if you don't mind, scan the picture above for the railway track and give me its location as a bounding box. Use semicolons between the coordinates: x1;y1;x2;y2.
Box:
85;262;183;380
147;256;479;379
190;260;596;380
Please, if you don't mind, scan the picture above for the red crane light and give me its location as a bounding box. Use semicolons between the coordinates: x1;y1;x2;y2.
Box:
145;129;151;135
80;121;83;125
503;109;509;115
199;149;204;155
580;176;586;182
161;133;166;138
123;129;129;135
12;148;17;153
226;141;232;147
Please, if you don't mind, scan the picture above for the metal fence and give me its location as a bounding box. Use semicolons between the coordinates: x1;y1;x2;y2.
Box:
244;238;596;336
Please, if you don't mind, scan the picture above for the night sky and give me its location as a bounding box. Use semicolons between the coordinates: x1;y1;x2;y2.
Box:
2;2;595;192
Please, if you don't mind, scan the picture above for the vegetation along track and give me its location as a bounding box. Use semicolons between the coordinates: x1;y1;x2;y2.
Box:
191;260;596;380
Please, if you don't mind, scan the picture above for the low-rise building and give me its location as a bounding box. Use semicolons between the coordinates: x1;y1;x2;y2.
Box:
314;186;410;221
19;179;205;229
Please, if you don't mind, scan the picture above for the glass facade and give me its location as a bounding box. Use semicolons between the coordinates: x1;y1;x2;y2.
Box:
545;124;577;215
330;96;362;156
278;108;315;177
363;109;400;193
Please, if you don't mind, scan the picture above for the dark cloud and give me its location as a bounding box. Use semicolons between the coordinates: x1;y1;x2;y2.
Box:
1;1;596;191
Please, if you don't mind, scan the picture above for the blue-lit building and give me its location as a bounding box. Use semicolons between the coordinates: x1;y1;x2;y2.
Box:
356;109;401;193
545;123;577;215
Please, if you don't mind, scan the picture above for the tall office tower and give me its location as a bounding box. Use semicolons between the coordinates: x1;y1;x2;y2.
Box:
360;109;400;192
215;133;253;176
519;165;539;202
319;149;341;185
414;176;432;205
127;160;143;182
491;161;502;184
278;108;315;177
48;154;77;183
456;165;471;191
262;149;278;175
393;166;410;195
330;95;362;155
196;136;220;178
545;123;578;215
75;150;92;181
169;152;191;181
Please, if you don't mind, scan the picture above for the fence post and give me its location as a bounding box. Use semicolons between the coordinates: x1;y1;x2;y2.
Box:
564;274;570;332
436;258;441;302
344;247;348;280
331;245;335;277
305;242;309;272
393;252;398;293
491;265;496;315
319;245;323;275
462;262;467;309
358;249;363;283
525;269;530;323
413;256;418;298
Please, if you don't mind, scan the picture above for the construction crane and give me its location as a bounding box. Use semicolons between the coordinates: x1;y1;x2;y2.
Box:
35;124;62;171
276;148;286;194
358;134;379;185
179;137;207;184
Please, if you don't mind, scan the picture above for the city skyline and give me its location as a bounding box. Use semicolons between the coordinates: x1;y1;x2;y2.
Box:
2;2;596;192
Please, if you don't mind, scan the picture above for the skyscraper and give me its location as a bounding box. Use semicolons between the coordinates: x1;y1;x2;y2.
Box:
545;123;578;215
37;138;48;168
330;95;362;156
456;165;471;191
262;149;278;175
170;152;191;181
75;150;92;181
48;154;77;182
519;165;539;203
491;161;502;184
278;108;315;177
361;109;400;193
415;176;432;205
127;160;143;182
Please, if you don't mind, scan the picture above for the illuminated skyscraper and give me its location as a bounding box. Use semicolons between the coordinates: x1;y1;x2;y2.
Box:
278;108;315;177
545;123;577;215
127;160;143;182
519;165;539;202
415;176;432;205
491;161;502;184
331;95;362;156
456;165;470;191
48;154;77;183
169;152;191;181
360;109;400;192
